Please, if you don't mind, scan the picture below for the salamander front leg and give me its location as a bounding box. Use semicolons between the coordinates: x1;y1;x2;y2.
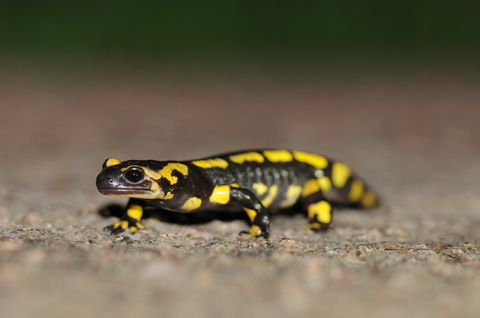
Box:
229;187;270;239
104;198;145;235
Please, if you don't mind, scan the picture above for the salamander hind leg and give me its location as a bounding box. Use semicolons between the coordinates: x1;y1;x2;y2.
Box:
304;200;333;231
302;192;333;232
104;199;146;235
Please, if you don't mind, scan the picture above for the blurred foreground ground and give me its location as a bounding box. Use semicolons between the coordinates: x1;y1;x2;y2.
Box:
1;61;480;318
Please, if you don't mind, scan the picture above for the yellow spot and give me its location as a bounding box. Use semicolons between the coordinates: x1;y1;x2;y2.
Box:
243;207;257;222
129;226;138;233
302;223;321;230
248;225;262;236
308;201;332;223
104;158;121;168
348;178;364;202
149;182;161;197
163;191;174;200
156;163;189;185
261;185;278;208
332;162;351;188
279;185;302;208
292;151;328;169
126;204;143;222
181;197;202;211
127;181;164;200
317;176;332;193
129;222;145;233
229;152;264;164
361;190;377;208
252;183;268;196
262;150;293;162
191;158;228;169
113;220;128;230
209;185;231;205
230;183;240;188
123;163;189;185
302;179;320;197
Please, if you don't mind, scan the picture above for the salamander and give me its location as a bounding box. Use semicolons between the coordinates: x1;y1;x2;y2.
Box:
96;149;378;239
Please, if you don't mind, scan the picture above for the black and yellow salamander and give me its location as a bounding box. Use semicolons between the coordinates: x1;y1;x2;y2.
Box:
96;149;378;239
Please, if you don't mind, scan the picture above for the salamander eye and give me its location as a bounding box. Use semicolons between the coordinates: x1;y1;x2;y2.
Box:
125;168;144;183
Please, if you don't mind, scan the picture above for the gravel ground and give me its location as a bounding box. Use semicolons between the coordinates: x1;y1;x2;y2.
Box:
1;62;480;318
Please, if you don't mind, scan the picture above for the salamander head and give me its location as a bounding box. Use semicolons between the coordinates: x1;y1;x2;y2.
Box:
96;158;167;199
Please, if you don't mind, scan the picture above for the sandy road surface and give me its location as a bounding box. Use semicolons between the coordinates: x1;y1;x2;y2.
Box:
1;63;480;318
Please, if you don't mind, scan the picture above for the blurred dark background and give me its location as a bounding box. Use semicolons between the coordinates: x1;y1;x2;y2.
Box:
1;1;479;70
2;1;479;181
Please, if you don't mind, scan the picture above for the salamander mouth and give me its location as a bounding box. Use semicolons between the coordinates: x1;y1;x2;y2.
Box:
97;187;153;196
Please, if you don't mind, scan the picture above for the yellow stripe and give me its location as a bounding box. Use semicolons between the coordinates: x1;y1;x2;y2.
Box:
292;151;328;169
209;185;231;205
262;150;293;162
229;152;264;164
360;190;376;208
331;162;351;188
181;197;202;211
317;176;332;193
301;179;320;197
308;201;332;223
261;185;278;207
279;184;302;208
252;183;268;196
191;158;229;169
348;178;364;202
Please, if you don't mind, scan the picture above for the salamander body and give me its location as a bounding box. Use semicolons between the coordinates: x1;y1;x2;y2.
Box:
96;149;378;238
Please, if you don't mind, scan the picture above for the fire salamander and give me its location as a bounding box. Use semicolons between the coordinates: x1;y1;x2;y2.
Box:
96;149;378;239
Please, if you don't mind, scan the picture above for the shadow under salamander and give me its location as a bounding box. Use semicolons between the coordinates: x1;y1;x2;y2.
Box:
98;203;250;225
97;202;364;227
